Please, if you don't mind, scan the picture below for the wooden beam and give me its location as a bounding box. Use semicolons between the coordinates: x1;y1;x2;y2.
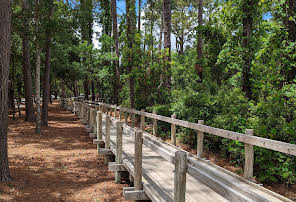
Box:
115;121;123;184
135;131;143;191
105;115;111;164
196;120;204;158
140;109;145;131
171;113;176;146
244;129;254;180
174;151;187;202
102;103;296;156
99;148;113;155
152;110;157;136
123;187;150;201
108;162;127;172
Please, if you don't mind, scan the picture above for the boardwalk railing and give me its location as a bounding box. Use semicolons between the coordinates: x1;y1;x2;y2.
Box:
62;97;294;202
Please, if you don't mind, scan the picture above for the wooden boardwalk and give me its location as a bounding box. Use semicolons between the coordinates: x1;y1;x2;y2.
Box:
63;99;294;202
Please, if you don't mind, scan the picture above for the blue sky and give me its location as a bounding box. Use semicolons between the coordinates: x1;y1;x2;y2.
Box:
116;0;146;15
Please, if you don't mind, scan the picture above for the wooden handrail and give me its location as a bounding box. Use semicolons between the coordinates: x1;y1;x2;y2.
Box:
89;101;296;156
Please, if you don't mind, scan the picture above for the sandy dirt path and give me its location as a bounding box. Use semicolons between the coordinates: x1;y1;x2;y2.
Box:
0;102;128;202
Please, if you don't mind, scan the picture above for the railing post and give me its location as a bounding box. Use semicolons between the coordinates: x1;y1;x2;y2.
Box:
114;105;117;118
174;151;187;202
106;106;109;115
119;107;122;121
140;109;145;131
92;108;97;133
124;111;128;125
171;113;176;145
115;121;123;184
132;110;136;127
87;105;91;128
105;115;111;165
135;131;143;191
244;129;254;180
96;111;103;153
83;104;87;124
197;120;204;158
152;109;157;136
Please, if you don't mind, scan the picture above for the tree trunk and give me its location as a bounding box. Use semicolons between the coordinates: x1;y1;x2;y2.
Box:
112;0;120;104
285;0;296;82
83;79;90;100
21;0;35;122
91;81;95;101
42;0;54;126
163;0;171;89
196;0;203;82
126;0;136;108
159;9;163;67
138;0;141;31
0;0;12;182
35;0;41;134
241;0;255;100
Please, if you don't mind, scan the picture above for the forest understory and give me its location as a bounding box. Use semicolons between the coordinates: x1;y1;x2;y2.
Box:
0;102;127;202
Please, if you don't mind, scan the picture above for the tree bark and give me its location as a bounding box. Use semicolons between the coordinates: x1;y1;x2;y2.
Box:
241;0;256;100
0;0;12;182
42;0;54;126
285;0;296;82
196;0;203;82
21;0;35;122
91;81;95;101
112;0;120;104
163;0;171;89
126;0;136;108
35;0;41;134
138;0;141;31
83;79;90;100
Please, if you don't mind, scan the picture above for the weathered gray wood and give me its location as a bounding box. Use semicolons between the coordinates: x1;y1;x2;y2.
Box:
171;114;176;146
113;106;296;156
244;129;254;180
87;106;91;127
92;108;97;133
114;105;117;118
135;131;143;191
105;115;111;164
99;148;113;155
123;187;150;201
108;162;127;172
93;139;104;145
132;110;136;127
115;121;123;183
197;120;204;158
152;110;157;136
174;151;187;202
81;100;291;202
96;111;103;153
119;108;122;121
125;111;128;124
140;109;145;131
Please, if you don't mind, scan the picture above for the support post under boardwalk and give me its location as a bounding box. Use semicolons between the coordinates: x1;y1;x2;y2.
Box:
105;115;111;165
115;121;123;184
140;109;145;131
171;113;176;145
174;151;187;202
197;120;204;158
135;131;143;191
244;129;254;180
152;110;157;136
